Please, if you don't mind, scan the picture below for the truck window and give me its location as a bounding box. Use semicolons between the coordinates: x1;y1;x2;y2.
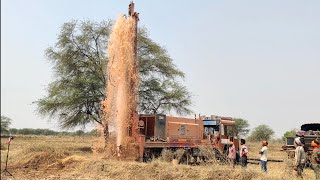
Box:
221;125;234;136
226;126;234;136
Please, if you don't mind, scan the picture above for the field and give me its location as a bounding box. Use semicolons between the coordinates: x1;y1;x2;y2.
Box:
0;136;317;180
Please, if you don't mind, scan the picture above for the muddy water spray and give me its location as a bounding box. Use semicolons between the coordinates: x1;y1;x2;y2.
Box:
102;15;138;156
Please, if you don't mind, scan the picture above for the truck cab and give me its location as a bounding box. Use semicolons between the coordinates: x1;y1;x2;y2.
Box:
202;116;239;153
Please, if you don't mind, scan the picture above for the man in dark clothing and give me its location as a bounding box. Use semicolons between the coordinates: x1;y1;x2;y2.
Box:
240;139;248;167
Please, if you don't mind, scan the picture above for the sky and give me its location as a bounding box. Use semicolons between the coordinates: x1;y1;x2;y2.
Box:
1;0;320;137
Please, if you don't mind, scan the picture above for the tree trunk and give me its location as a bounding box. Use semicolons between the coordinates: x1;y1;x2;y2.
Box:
103;123;109;146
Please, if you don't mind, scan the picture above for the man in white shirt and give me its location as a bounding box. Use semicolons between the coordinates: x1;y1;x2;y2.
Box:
294;137;306;177
259;140;268;172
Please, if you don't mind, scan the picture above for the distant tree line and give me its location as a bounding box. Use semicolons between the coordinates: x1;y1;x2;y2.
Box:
1;128;99;137
1;115;12;134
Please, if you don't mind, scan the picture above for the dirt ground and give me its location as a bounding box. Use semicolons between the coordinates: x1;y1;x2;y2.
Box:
0;136;317;180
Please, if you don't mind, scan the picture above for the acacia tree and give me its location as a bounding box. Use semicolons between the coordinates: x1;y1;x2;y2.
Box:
248;124;274;141
138;30;192;114
233;118;250;137
35;20;192;140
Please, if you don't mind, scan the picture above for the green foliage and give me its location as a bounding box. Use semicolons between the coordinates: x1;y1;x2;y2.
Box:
9;128;18;134
59;131;74;136
1;115;12;134
35;20;110;129
88;129;100;136
74;130;85;136
16;128;59;135
248;124;274;141
138;30;192;115
233;118;250;137
35;20;192;129
282;129;296;141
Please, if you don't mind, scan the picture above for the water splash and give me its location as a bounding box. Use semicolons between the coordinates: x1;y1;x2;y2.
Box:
102;15;138;156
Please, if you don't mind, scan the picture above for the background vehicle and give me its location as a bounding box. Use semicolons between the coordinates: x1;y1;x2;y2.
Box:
282;123;320;166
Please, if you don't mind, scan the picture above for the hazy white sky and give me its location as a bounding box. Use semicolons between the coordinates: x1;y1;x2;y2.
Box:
1;0;320;137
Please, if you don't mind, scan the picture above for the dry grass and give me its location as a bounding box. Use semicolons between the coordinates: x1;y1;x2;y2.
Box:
246;141;286;160
0;136;317;180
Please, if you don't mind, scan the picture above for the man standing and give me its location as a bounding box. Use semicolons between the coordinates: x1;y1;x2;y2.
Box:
259;141;268;172
228;141;236;168
293;137;306;177
240;139;248;167
311;139;320;179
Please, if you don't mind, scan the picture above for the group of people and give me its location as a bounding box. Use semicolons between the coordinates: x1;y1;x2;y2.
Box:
226;138;320;179
228;139;247;168
293;137;320;179
227;139;267;171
